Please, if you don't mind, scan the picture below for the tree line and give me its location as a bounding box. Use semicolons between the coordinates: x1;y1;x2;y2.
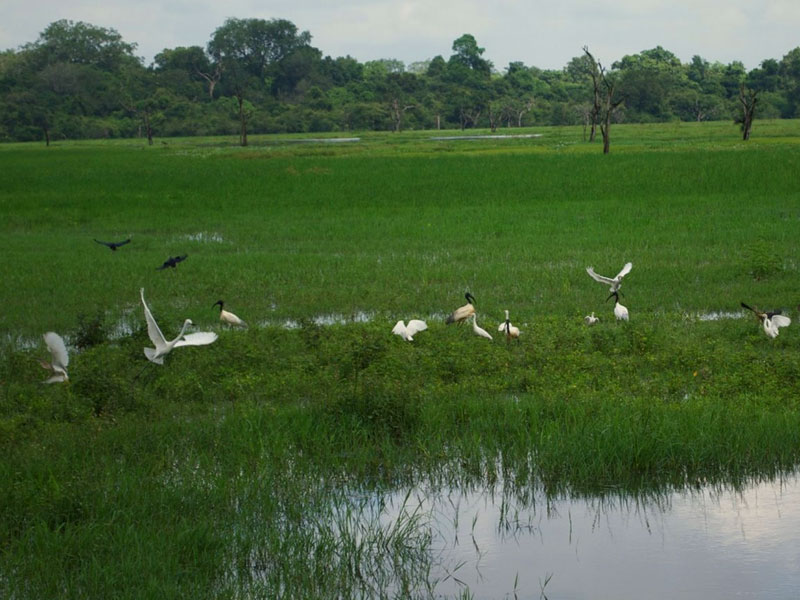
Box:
2;17;800;145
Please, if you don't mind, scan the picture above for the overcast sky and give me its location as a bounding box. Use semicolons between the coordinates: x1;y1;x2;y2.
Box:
2;0;799;72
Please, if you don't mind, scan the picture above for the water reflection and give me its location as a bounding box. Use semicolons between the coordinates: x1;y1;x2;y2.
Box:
379;475;800;599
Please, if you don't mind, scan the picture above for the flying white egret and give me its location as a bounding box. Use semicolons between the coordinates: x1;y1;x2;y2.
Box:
608;291;629;321
471;314;493;340
39;332;69;383
392;319;428;341
586;262;633;293
446;292;476;325
497;310;520;342
212;300;248;328
741;302;791;338
584;312;599;326
140;288;218;364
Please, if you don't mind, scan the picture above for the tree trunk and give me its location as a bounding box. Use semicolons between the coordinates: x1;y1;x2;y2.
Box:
43;126;50;147
237;94;248;146
739;85;758;141
144;110;153;146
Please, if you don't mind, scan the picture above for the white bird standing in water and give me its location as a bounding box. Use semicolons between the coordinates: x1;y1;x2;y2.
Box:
741;302;791;338
471;314;493;340
608;291;629;321
584;312;599;326
497;310;520;342
40;332;69;383
446;293;476;325
141;288;218;364
587;262;633;293
212;300;248;328
392;319;428;342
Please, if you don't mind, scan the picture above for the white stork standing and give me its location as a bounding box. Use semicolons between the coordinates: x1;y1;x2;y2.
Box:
608;291;629;321
497;310;520;342
446;293;476;325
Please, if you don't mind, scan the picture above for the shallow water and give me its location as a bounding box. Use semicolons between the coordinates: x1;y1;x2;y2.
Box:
380;474;800;599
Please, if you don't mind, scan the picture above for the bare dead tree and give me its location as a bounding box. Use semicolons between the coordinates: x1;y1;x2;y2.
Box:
459;107;481;130
390;98;415;132
582;46;601;142
487;100;503;132
196;62;223;100
583;47;624;154
738;84;759;141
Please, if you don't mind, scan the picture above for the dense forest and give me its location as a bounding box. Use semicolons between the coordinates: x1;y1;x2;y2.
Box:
2;17;800;144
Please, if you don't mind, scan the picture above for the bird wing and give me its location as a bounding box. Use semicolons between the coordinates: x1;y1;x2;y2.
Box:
117;239;131;247
771;315;792;328
94;239;111;247
43;332;68;369
392;321;407;336
615;262;633;280
498;322;507;332
406;320;427;336
140;288;167;349
174;332;218;347
586;267;614;285
176;254;188;263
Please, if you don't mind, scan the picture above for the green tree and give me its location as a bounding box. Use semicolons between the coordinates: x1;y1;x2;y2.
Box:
208;17;311;145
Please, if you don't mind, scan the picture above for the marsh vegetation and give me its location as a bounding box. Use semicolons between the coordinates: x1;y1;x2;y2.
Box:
2;121;800;598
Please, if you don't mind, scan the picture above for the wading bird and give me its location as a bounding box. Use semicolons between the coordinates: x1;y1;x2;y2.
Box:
392;319;428;341
39;332;69;383
141;288;218;364
212;300;248;328
446;293;476;325
94;238;130;251
586;262;633;294
741;302;791;338
584;312;599;326
608;291;629;321
471;314;493;340
157;255;188;270
497;310;520;342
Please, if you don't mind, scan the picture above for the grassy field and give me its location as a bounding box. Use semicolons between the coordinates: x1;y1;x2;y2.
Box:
2;120;800;598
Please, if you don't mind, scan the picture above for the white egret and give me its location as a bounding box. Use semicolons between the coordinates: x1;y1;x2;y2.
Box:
446;292;476;325
741;302;791;338
497;310;520;342
392;319;428;341
586;262;633;293
471;314;493;340
584;312;599;326
608;291;629;321
141;288;218;364
213;300;248;328
40;332;69;383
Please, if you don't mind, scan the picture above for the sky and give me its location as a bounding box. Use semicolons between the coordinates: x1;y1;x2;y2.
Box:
2;0;800;72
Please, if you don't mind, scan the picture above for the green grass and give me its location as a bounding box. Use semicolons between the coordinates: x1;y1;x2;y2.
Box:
2;120;800;598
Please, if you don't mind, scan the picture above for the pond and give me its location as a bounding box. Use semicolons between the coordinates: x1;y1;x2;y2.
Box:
377;473;800;599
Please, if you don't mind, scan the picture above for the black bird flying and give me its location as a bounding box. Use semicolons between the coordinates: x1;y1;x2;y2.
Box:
157;255;188;270
94;238;131;251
